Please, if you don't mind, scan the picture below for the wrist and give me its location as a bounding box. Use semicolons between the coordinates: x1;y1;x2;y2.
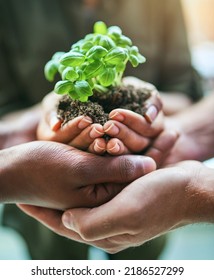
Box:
183;162;214;223
0;147;20;203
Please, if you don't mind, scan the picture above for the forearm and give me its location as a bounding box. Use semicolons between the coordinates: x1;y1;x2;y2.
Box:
184;163;214;223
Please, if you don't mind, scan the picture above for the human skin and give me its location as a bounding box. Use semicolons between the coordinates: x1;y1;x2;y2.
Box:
18;92;214;252
19;160;214;253
0;105;41;149
0;140;156;209
37;77;165;155
164;92;214;164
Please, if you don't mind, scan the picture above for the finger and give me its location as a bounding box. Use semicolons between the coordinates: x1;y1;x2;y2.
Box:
62;202;131;241
53;116;93;142
71;149;156;185
38;115;93;142
18;204;126;252
106;138;130;155
104;120;149;152
109;109;163;137
145;130;179;167
18;204;128;252
17;204;81;240
144;90;162;123
49;112;63;131
88;138;107;154
69;123;104;150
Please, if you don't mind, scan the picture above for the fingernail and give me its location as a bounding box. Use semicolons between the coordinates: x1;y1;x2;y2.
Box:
94;141;106;152
144;105;158;123
62;213;75;230
143;157;156;173
89;126;104;138
50;115;62;131
104;122;119;135
108;143;120;153
78;116;93;129
109;111;125;122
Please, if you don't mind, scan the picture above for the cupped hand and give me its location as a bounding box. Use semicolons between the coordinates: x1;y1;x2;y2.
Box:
1;141;156;210
54;160;210;254
37;77;164;156
102;76;163;155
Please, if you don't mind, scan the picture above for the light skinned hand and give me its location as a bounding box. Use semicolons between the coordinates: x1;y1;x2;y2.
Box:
164;93;214;165
37;77;164;155
1;141;156;210
19;161;214;254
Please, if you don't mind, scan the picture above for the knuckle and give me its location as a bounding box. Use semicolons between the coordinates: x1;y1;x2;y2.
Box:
78;223;94;241
118;156;135;181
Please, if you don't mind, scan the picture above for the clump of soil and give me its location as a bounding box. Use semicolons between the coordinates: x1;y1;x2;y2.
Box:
57;85;151;126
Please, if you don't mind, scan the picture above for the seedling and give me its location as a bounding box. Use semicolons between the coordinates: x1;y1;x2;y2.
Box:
44;21;146;102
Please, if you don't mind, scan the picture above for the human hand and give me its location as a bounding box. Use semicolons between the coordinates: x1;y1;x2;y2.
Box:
15;143;198;253
37;77;164;155
0;105;41;149
164;94;214;164
45;160;214;253
1;141;156;210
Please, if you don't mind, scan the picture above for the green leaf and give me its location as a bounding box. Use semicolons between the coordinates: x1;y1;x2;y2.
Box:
68;90;80;100
137;54;146;63
129;54;139;67
71;39;84;50
86;46;108;60
76;69;86;80
98;67;116;87
116;62;126;73
104;47;128;65
74;80;93;102
52;51;65;61
62;67;79;81
93;21;107;35
79;95;89;102
80;41;94;52
83;61;105;79
60;51;85;67
54;80;74;94
44;60;58;82
84;33;94;41
98;35;116;50
130;46;139;55
118;35;132;47
92;34;103;45
44;20;147;101
87;78;95;89
107;26;122;39
58;65;66;74
94;84;109;93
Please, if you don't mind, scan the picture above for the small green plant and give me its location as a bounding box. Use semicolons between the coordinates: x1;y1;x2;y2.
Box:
44;21;146;102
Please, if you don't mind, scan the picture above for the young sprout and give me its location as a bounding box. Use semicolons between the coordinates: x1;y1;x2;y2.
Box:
44;21;146;102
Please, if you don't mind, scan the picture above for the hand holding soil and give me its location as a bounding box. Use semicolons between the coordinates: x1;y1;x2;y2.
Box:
37;77;165;155
40;21;178;161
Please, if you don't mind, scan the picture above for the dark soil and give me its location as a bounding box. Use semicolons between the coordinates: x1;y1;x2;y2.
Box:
57;84;151;126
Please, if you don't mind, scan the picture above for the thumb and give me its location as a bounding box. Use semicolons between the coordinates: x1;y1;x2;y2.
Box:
77;154;156;185
62;200;128;241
